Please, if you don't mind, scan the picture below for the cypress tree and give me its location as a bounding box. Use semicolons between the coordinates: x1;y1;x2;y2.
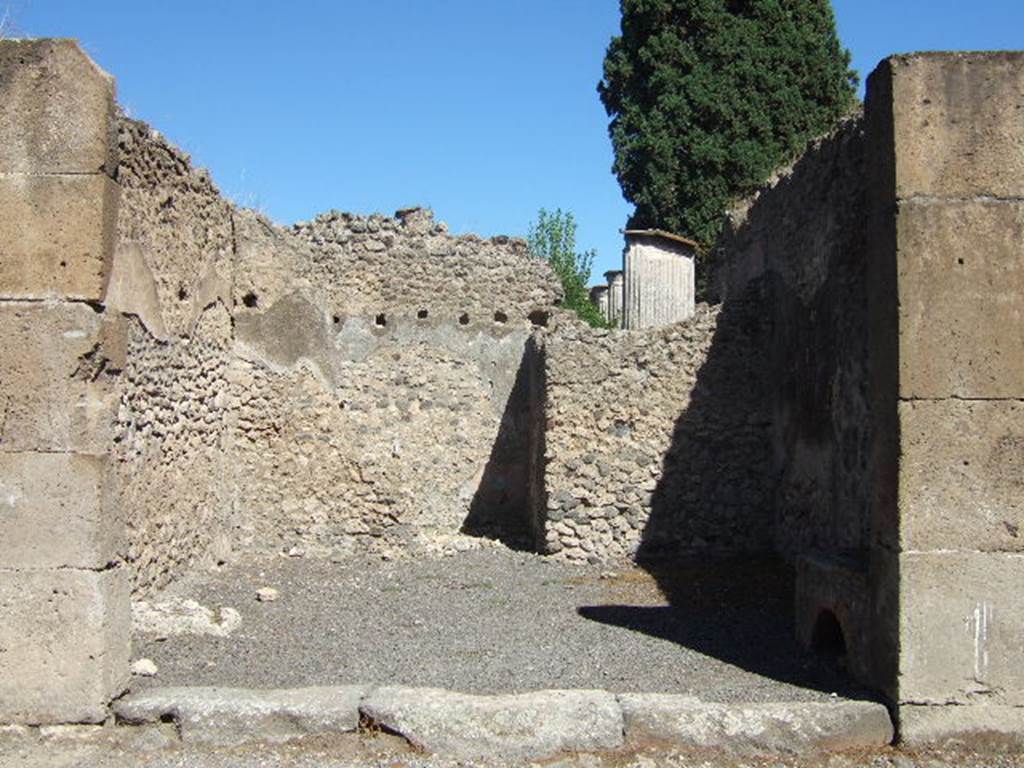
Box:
599;0;858;260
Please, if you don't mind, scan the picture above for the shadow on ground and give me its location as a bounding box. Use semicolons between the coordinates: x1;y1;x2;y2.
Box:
579;556;871;699
578;285;875;701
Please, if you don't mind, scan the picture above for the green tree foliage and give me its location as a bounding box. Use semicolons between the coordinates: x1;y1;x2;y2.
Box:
528;208;608;328
599;0;858;254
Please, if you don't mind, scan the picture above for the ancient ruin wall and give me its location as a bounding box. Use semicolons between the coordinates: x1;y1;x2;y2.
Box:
716;117;870;558
541;305;772;561
106;94;565;574
109;116;236;594
286;210;560;321
226;207;562;555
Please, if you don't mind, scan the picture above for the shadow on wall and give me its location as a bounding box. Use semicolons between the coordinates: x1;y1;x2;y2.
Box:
577;290;872;699
461;336;543;550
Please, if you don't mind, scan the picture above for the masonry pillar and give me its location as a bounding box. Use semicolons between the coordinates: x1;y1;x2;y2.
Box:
866;52;1024;744
603;270;623;328
0;40;129;724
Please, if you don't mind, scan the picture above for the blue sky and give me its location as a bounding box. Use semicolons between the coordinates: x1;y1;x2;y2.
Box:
12;1;1024;283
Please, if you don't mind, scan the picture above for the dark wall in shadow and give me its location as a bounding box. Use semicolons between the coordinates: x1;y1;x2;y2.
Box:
715;117;871;559
635;286;775;560
583;119;876;698
462;334;543;549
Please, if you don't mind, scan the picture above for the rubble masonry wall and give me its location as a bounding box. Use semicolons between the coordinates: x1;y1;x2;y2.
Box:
540;303;772;561
716;117;870;558
110;116;237;595
110;118;564;583
228;209;561;555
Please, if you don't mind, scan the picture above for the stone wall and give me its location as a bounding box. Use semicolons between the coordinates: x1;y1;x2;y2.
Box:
277;208;560;321
229;210;560;555
0;40;129;724
109;118;565;575
540;304;772;562
109;116;236;595
716;117;869;558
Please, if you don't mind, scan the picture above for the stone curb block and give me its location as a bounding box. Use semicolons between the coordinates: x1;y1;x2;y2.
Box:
113;686;366;746
113;686;895;758
618;694;894;755
359;686;624;761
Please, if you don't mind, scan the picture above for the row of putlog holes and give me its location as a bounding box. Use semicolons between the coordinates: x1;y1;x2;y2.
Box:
332;309;548;328
239;290;549;329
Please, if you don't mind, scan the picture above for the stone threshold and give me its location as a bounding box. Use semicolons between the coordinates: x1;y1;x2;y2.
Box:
112;684;894;761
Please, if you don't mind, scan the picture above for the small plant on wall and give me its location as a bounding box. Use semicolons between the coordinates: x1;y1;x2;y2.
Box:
528;208;608;328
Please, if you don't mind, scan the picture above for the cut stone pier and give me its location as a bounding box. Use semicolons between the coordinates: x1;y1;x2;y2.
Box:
0;39;129;725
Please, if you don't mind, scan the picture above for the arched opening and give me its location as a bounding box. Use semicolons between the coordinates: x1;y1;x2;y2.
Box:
811;609;847;659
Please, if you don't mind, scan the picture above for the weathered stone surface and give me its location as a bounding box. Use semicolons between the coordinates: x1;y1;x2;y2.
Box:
104;242;169;340
114;686;365;745
0;39;116;175
113;115;236;595
231;303;540;555
898;399;1024;552
0;568;129;724
359;687;623;760
234;291;337;386
876;52;1024;200
131;658;158;678
0;302;125;453
618;694;893;754
899;703;1024;751
230;208;311;314
0;173;117;300
116;116;234;338
112;307;234;596
285;208;562;321
132;598;241;638
897;551;1024;706
0;453;122;570
895;200;1024;399
542;304;772;561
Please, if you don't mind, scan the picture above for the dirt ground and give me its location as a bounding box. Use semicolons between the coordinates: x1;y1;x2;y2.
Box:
130;544;871;703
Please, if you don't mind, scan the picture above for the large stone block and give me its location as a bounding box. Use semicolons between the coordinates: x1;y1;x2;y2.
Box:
871;53;1024;200
0;567;130;724
0;173;118;301
0;39;116;175
0;453;122;570
894;200;1024;399
897;399;1024;552
0;303;125;453
899;703;1024;751
897;551;1024;706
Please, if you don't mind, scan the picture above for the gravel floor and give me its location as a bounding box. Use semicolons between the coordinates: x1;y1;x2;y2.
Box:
131;544;873;703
